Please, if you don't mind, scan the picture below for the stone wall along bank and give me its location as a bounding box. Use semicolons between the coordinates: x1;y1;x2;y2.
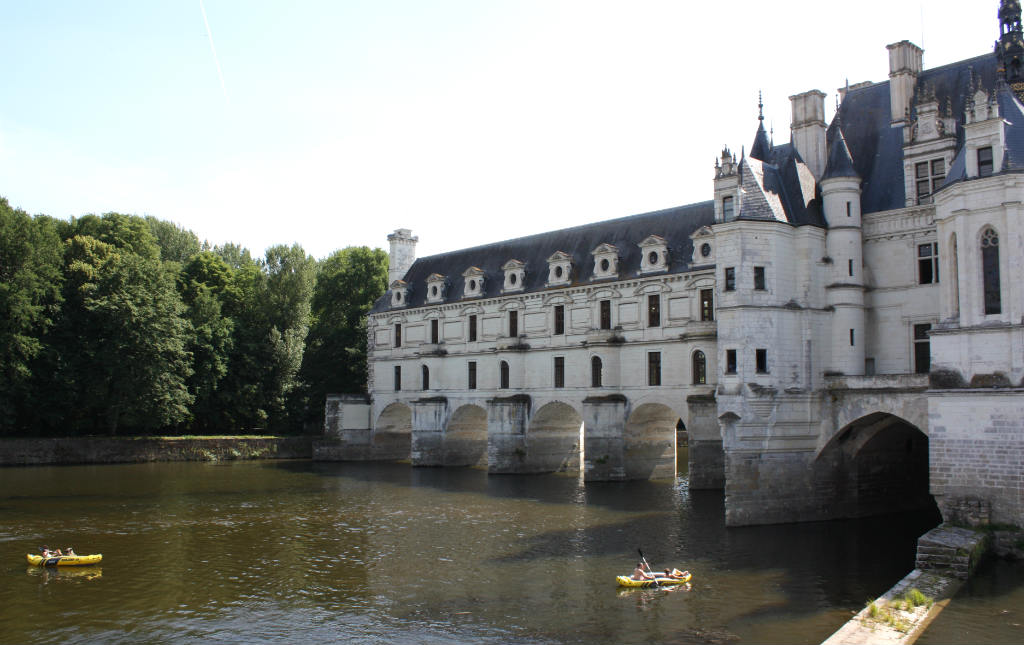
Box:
0;437;314;466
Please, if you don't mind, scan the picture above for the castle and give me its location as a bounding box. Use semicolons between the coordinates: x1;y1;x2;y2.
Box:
326;1;1024;528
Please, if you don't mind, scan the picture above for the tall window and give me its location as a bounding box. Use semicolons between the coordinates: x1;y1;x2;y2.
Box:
755;349;768;374
915;158;946;204
722;195;734;220
648;352;661;386
468;361;477;390
849;329;855;346
754;266;766;291
692;350;707;384
982;228;1001;314
509;310;518;337
913;323;932;374
394;365;401;391
848;259;854;277
430;319;439;344
950;233;960;317
394;324;402;348
422;365;429;390
468;314;477;342
647;295;661;327
553;305;565;335
700;289;714;321
918;242;939;284
846;201;852;217
554;356;565;388
978;146;994;177
599;300;611;330
591;356;602;388
724;267;736;291
500;360;509;389
725;349;737;374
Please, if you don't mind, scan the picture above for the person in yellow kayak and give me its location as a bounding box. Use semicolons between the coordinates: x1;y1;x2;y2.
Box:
663;568;689;579
630;562;655;581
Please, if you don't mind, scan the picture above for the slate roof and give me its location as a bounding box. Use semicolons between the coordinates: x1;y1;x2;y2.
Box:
735;143;824;226
835;52;1000;213
371;202;715;313
822;112;858;180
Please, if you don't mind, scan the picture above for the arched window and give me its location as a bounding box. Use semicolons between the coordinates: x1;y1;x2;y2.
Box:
692;350;707;385
421;365;429;390
591;356;603;388
981;228;1001;315
499;360;510;389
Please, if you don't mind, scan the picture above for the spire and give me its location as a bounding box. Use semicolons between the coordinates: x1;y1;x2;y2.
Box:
997;0;1024;94
750;91;772;161
822;108;859;181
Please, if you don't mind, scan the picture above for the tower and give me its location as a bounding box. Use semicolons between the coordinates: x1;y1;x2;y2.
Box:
997;0;1024;96
819;109;865;375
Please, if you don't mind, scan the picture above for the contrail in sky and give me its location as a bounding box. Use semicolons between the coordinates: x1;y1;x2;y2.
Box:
199;0;229;105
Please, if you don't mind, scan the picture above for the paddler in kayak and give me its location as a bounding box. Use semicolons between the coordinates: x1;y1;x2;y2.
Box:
630;562;656;581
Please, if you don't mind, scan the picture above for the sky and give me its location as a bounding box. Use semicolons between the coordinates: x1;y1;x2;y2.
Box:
0;1;1000;260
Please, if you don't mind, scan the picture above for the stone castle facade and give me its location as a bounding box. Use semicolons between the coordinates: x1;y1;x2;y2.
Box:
330;1;1024;528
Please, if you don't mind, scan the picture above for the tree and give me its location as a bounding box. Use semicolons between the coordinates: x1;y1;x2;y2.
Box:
297;246;388;426
0;199;63;433
177;252;235;431
43;234;193;434
145;216;201;264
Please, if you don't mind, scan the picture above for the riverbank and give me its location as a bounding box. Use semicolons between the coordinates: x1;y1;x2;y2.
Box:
0;436;314;465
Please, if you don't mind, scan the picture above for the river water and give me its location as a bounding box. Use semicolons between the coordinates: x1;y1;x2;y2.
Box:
0;453;954;644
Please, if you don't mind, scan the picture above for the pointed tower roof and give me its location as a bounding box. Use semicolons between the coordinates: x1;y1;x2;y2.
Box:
822;108;859;180
750;91;773;161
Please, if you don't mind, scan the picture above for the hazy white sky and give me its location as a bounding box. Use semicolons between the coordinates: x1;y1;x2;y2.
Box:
0;1;999;259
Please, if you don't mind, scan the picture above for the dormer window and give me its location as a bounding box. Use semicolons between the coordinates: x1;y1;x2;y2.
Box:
546;251;572;287
915;159;946;205
590;243;619;280
978;146;994;177
390;280;410;308
425;273;446;304
690;226;714;265
638;235;669;274
722;195;735;220
502;259;526;293
462;266;485;298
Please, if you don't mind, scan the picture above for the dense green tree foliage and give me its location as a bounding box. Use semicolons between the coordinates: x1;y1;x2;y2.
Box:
0;197;388;436
298;246;389;425
0;199;63;429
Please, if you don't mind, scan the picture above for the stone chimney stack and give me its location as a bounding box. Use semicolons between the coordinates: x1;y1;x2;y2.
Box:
789;90;827;180
887;40;923;126
387;228;418;285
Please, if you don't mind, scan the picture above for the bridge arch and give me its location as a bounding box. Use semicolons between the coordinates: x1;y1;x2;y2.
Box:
374;402;413;461
624;402;679;480
525;401;583;474
444;404;488;467
815;412;937;519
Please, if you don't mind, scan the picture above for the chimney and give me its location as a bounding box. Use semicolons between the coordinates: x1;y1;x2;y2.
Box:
789;90;827;180
887;40;923;126
387;228;418;285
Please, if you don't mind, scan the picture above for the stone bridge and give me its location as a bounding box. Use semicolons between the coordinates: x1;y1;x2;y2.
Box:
322;374;945;526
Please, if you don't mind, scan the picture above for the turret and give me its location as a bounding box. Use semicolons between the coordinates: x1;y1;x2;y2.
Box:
820;110;866;375
749;92;772;161
387;228;418;286
997;0;1024;94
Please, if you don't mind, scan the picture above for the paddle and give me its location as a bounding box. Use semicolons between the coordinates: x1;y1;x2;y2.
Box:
638;548;660;586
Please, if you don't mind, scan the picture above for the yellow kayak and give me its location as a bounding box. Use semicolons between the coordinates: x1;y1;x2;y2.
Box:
616;571;691;588
26;553;103;567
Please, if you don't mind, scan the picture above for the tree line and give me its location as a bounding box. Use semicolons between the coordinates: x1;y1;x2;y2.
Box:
0;197;388;436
